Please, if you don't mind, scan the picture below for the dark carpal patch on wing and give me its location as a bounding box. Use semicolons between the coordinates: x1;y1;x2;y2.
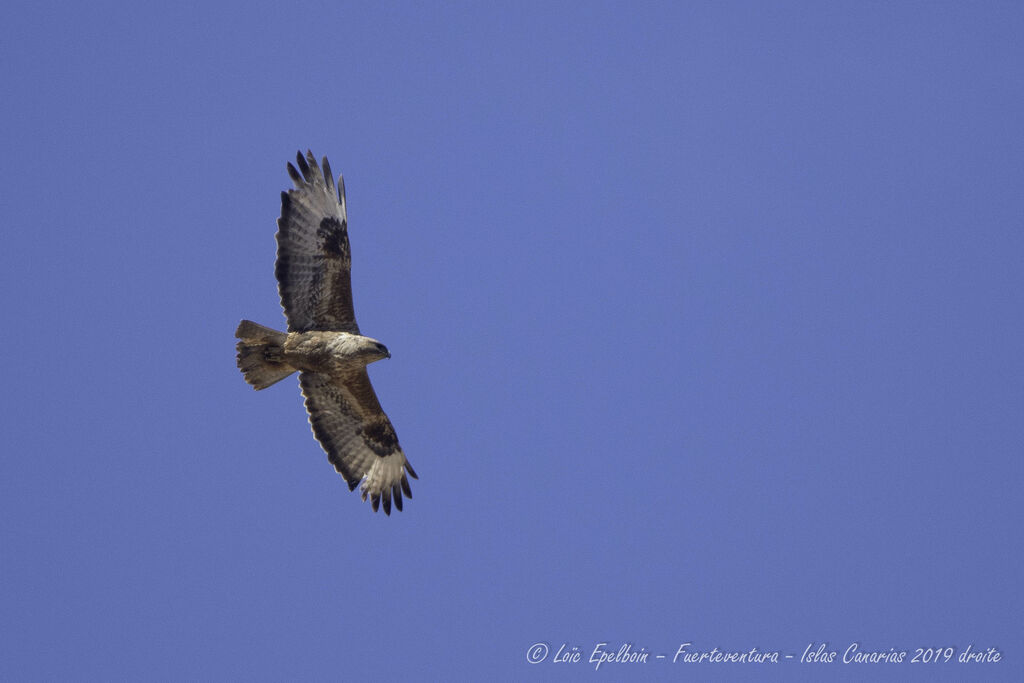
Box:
359;416;400;457
317;216;350;261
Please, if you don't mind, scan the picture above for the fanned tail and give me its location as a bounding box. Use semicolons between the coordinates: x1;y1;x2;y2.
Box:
235;320;295;389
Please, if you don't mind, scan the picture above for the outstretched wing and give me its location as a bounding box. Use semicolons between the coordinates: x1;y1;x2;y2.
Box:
276;150;359;333
299;371;418;515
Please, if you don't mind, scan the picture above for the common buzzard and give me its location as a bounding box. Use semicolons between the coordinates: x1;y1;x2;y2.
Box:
235;151;416;515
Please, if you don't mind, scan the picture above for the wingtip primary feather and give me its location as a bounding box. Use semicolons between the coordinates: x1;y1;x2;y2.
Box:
307;150;323;185
295;150;311;182
322;156;334;194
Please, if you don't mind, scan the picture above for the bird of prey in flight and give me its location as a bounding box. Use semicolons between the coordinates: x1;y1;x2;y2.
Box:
235;151;416;515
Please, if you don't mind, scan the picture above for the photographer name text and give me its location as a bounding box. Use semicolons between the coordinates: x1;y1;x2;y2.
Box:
525;641;1002;670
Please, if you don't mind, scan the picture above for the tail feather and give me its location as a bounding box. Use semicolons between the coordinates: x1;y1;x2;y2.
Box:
235;320;295;389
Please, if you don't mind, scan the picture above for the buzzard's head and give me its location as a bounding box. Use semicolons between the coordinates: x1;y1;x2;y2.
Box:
359;337;391;364
326;332;391;365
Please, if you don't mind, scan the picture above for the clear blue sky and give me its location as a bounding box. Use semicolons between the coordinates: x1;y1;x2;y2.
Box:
2;2;1021;681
